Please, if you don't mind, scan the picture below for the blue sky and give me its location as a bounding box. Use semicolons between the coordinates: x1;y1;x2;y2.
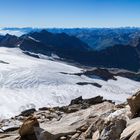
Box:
0;0;139;28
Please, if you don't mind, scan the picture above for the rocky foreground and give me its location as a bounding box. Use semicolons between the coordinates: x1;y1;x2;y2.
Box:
1;93;140;140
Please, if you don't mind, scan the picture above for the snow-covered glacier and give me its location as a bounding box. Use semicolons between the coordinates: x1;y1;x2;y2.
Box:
0;47;139;119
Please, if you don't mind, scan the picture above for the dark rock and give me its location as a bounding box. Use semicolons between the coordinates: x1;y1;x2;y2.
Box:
70;96;104;106
20;108;36;117
70;96;83;105
23;51;40;58
76;82;102;88
84;96;104;105
2;126;19;132
82;68;117;81
39;107;49;111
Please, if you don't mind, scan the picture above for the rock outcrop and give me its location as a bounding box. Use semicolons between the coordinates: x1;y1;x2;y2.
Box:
19;116;39;140
127;90;140;117
120;119;140;140
38;102;114;140
1;92;140;140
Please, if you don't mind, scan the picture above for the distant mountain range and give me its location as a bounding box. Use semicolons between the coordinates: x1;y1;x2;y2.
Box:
1;27;140;50
47;28;140;50
0;29;140;71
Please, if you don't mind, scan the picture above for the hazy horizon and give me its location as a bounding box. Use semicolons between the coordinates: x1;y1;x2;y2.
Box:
1;26;140;29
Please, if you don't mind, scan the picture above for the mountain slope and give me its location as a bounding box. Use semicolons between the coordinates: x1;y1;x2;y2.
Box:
21;30;140;71
1;30;140;71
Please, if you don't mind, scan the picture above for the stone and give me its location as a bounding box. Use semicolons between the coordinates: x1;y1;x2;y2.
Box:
127;90;140;117
129;129;140;140
78;133;86;140
60;136;67;140
0;119;22;132
70;96;104;106
84;123;94;138
106;107;131;122
127;117;140;127
80;125;89;132
19;116;39;140
92;130;100;140
70;96;83;105
84;96;104;105
0;134;19;140
70;133;80;140
66;104;82;113
120;120;140;140
100;119;126;140
20;108;36;117
83;68;117;81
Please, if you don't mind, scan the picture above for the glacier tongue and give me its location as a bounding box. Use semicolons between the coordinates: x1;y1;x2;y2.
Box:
0;47;139;119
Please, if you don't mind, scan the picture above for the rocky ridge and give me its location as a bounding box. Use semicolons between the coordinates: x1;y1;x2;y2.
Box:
1;93;140;140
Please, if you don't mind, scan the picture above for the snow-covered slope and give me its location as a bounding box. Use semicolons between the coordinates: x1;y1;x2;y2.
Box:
0;47;139;119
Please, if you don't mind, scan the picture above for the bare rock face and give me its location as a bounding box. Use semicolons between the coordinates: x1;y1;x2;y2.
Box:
19;116;39;140
127;90;140;117
37;102;115;140
120;119;140;140
70;96;104;106
129;130;140;140
59;96;114;113
92;130;100;140
0;95;132;140
100;119;126;140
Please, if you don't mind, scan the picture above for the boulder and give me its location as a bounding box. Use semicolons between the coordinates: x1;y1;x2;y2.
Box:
70;96;104;106
100;119;126;140
19;116;39;140
20;108;36;117
59;96;106;113
127;117;140;127
106;107;131;122
70;96;83;105
120;120;140;140
127;90;140;117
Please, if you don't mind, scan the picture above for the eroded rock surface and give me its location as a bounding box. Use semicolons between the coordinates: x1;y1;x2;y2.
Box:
127;90;140;117
1;93;140;140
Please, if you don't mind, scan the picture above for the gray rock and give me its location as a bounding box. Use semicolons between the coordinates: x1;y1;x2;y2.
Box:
127;90;140;117
35;102;114;140
92;130;100;140
100;119;126;140
129;129;140;140
121;120;140;140
127;117;140;127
